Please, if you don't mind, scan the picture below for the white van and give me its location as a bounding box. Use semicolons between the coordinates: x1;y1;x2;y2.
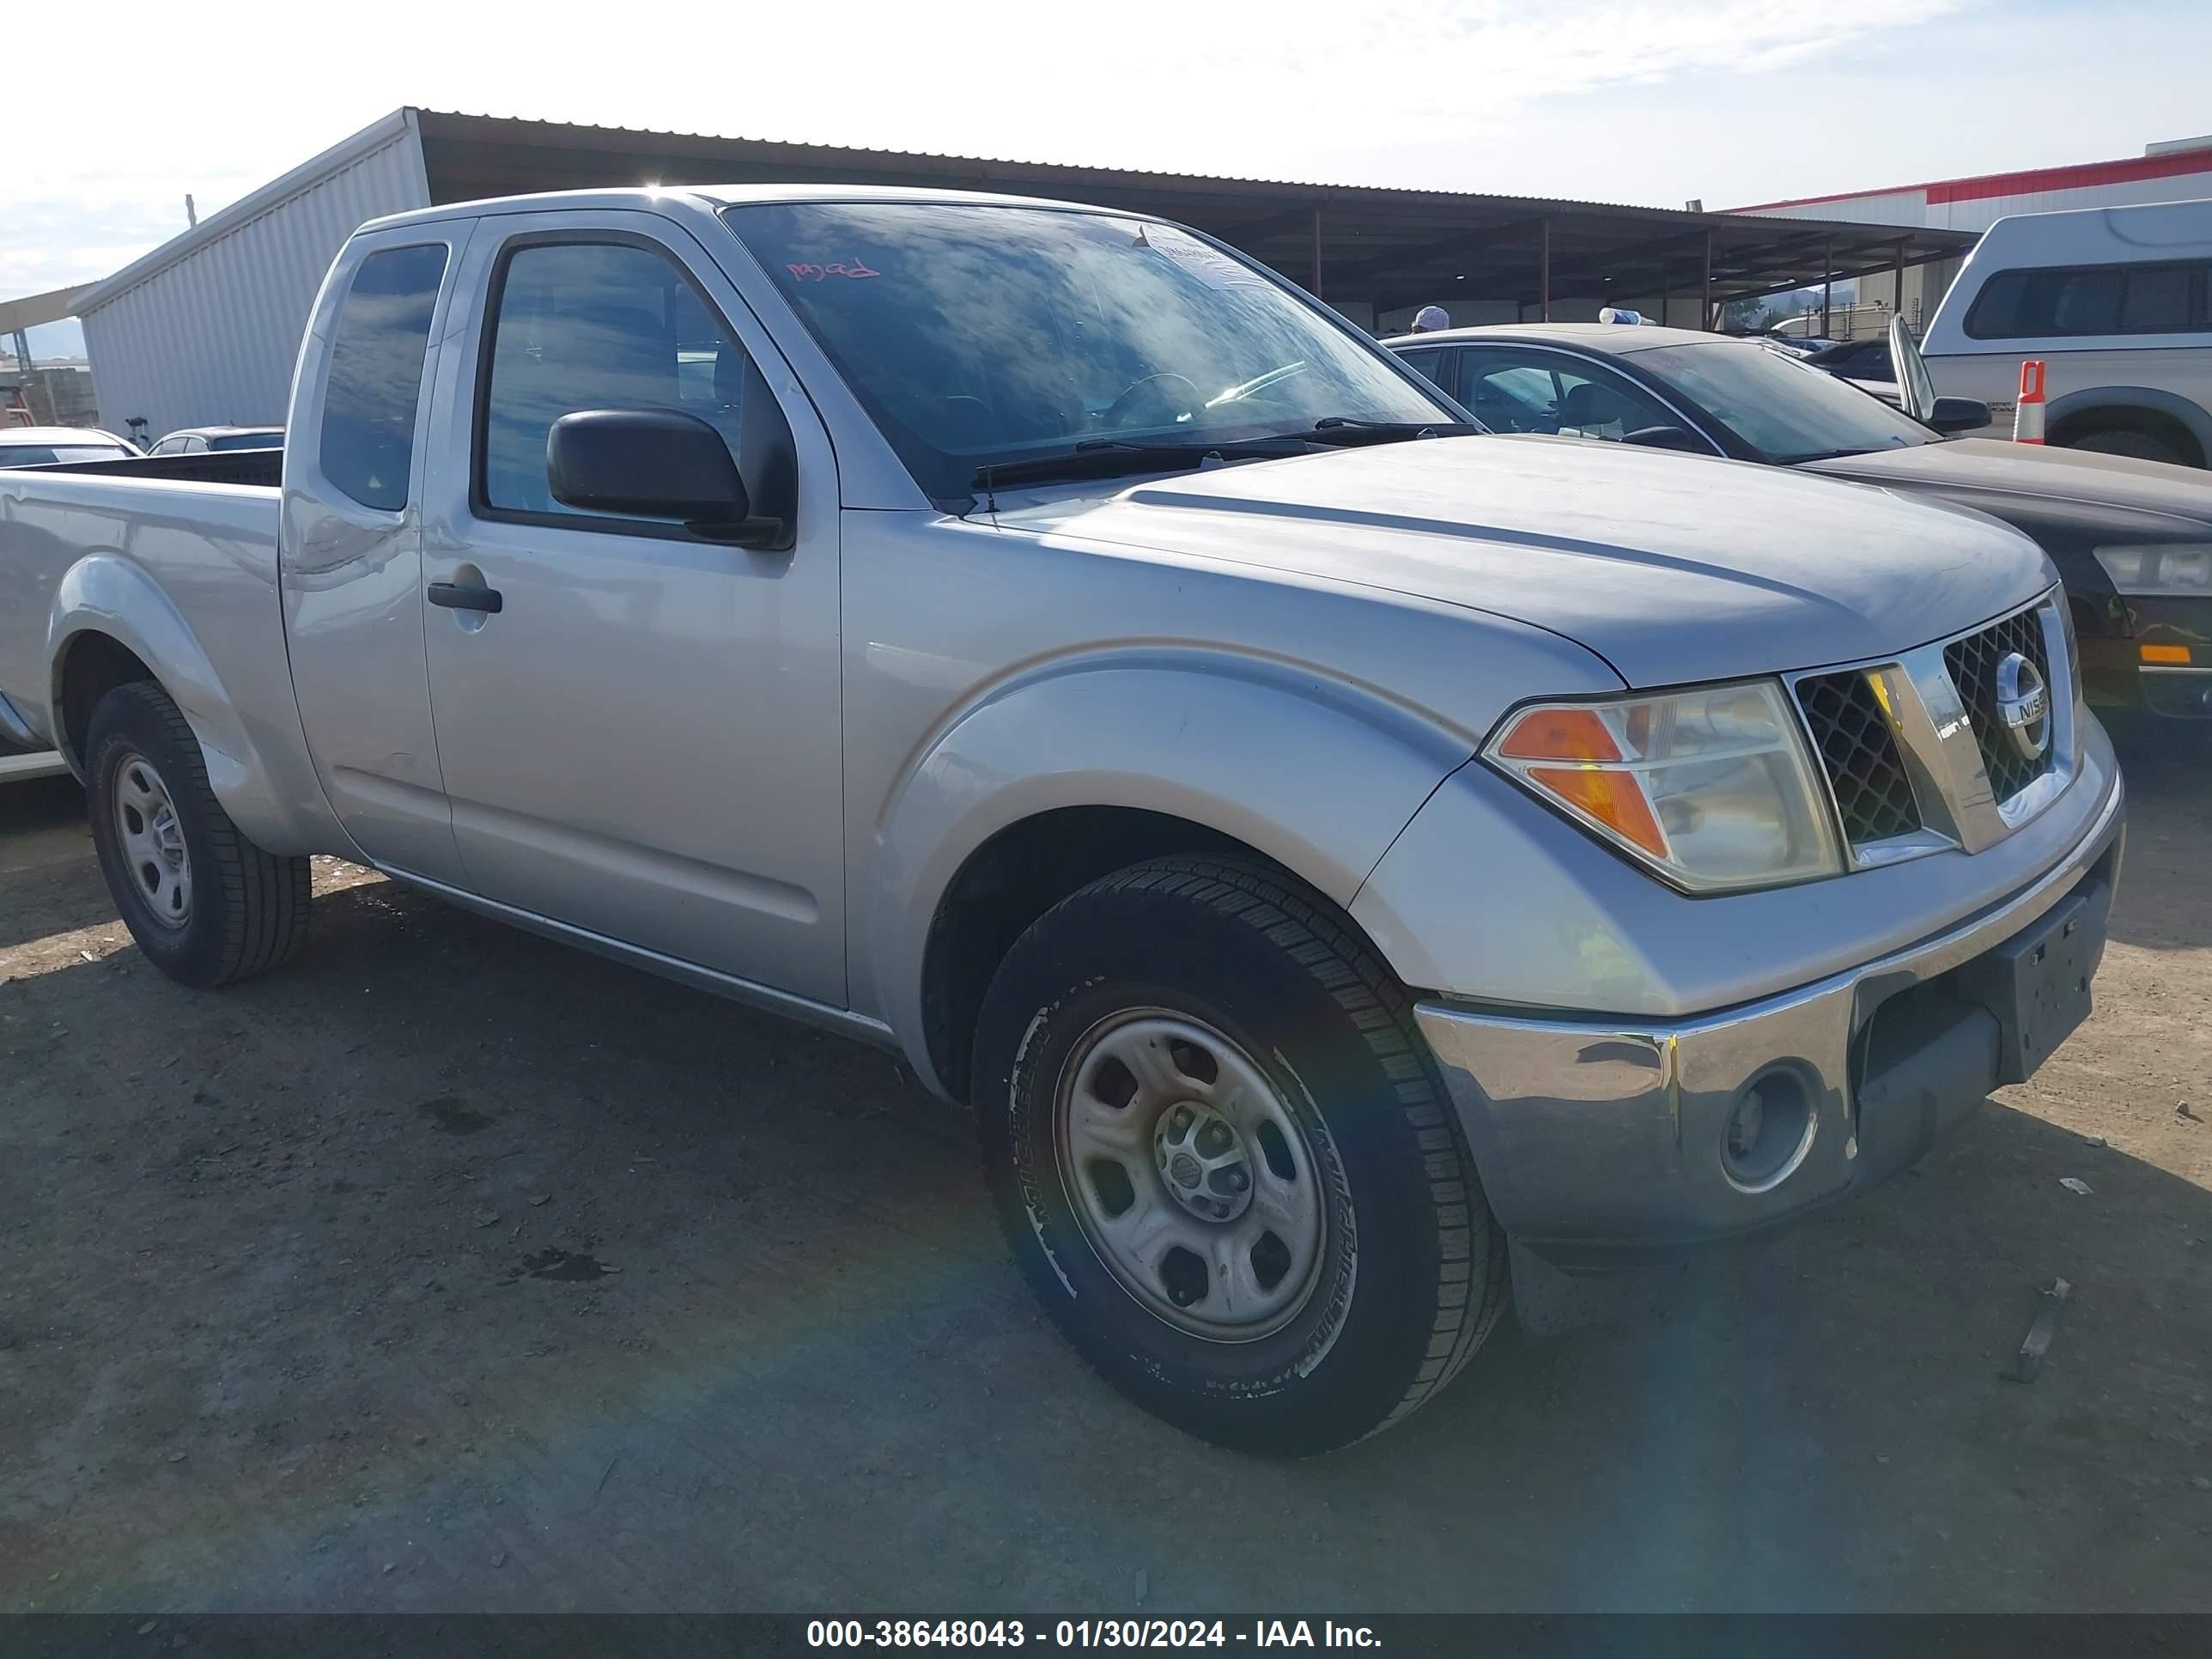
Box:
1921;197;2212;467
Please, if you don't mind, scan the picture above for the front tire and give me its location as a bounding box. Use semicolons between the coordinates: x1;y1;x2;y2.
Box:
974;856;1508;1455
85;681;311;988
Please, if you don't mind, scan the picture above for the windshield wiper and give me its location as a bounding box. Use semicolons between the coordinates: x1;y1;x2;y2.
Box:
1304;416;1486;444
1780;444;1898;465
973;438;1311;492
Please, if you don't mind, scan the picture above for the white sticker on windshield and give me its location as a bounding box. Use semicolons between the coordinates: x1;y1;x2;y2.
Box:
1139;224;1269;292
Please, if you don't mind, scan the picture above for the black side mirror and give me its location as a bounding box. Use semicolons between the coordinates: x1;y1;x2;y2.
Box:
1622;423;1705;453
547;409;784;546
1927;397;1992;435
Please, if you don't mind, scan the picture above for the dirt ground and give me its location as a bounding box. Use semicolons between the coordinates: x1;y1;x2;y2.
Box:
2;722;2208;1615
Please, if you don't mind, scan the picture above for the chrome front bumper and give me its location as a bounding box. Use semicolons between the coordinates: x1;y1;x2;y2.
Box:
1415;772;2125;1271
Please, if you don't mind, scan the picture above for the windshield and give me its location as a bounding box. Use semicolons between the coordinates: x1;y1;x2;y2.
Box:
209;431;282;452
724;201;1454;501
1635;339;1938;462
0;443;131;469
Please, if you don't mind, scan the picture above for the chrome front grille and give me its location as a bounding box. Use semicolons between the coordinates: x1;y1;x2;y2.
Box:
1794;669;1923;844
1943;605;2057;806
1788;590;2074;866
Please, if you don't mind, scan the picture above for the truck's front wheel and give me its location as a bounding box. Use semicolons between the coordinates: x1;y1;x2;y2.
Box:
85;682;311;988
974;856;1508;1455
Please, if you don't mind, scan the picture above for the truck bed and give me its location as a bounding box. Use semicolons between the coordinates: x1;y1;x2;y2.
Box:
33;448;283;489
0;470;288;766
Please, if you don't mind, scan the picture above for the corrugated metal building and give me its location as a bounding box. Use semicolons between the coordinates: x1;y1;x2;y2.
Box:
1729;136;2212;331
70;107;1973;436
77;112;434;440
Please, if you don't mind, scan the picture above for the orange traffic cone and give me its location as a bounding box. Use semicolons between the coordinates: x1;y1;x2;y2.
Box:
2014;360;2046;445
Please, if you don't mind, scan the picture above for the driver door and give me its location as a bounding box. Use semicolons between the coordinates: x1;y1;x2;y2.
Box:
415;211;848;1006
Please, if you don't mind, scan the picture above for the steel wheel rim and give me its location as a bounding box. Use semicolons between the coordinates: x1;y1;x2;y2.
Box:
112;750;191;928
1054;1009;1329;1342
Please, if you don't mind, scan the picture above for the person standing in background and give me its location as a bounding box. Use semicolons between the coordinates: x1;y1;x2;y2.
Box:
1410;305;1451;333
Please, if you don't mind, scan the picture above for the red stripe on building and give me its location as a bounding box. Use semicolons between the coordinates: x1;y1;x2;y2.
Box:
1929;148;2212;204
1730;148;2212;215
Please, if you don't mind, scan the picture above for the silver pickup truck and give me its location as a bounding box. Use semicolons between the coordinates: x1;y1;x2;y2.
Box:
0;186;2124;1454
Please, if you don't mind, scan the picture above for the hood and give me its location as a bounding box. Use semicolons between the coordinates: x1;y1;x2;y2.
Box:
999;435;2051;688
1802;438;2212;524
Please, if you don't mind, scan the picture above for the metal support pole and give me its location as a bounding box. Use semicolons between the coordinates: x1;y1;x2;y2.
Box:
1893;239;1908;324
1701;230;1713;330
1821;235;1834;336
1539;217;1552;322
1310;207;1323;300
1660;270;1671;329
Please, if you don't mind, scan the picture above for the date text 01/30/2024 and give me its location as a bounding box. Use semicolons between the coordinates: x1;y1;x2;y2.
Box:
806;1620;1383;1649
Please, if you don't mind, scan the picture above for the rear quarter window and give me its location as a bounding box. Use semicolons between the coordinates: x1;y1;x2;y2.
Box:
319;244;450;511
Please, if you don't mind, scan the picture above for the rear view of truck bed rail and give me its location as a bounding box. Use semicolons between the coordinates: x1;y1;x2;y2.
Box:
33;449;283;489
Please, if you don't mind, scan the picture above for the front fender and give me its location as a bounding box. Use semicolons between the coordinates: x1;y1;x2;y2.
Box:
866;651;1479;1091
46;553;300;850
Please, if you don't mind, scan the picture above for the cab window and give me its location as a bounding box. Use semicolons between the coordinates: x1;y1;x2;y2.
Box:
477;239;773;522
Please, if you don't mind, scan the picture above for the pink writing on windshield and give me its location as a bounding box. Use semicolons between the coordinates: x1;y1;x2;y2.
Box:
787;259;882;282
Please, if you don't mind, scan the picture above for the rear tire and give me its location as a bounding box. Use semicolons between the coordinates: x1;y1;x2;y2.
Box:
2068;426;2192;466
974;855;1508;1455
85;681;311;988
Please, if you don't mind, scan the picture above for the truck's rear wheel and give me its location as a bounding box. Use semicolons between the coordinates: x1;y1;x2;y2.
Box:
974;856;1508;1455
85;682;311;988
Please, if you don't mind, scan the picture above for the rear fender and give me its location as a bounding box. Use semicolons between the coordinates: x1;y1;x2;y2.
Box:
46;553;299;850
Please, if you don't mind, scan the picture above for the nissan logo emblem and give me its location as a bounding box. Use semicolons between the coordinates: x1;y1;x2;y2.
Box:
1995;651;2050;761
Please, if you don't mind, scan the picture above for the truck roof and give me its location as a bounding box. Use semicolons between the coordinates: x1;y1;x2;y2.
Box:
360;182;1125;238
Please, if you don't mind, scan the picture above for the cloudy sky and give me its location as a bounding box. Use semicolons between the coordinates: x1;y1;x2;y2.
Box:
11;0;2208;354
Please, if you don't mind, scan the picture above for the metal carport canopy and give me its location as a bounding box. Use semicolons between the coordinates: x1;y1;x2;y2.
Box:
410;111;1974;320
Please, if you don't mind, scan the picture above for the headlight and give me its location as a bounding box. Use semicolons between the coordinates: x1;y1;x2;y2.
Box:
1485;681;1843;894
2093;544;2212;597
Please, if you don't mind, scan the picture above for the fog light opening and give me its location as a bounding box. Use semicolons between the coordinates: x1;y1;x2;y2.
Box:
1721;1068;1816;1193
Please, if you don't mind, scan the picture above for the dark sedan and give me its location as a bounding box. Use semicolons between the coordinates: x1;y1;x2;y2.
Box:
1389;320;2212;720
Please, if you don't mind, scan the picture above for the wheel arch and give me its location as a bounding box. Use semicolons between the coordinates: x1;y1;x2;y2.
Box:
873;654;1475;1102
46;554;308;850
2045;386;2212;466
54;628;156;771
918;806;1308;1104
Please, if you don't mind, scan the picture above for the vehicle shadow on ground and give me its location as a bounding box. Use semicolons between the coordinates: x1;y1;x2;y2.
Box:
2101;714;2212;951
1337;1095;2212;1610
0;773;110;951
4;869;2209;1613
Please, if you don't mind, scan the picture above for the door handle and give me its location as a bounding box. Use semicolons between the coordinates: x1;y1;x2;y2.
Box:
428;580;503;614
